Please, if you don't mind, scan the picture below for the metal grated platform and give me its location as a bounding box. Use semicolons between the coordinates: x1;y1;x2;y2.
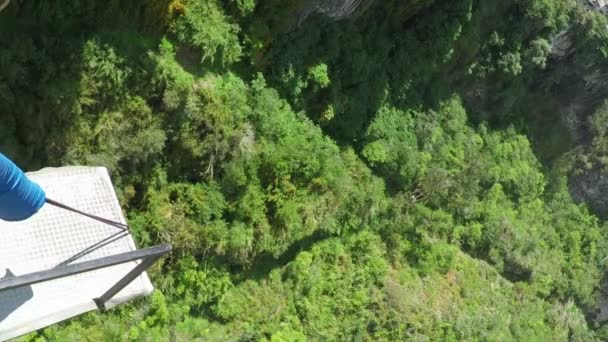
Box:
0;167;153;341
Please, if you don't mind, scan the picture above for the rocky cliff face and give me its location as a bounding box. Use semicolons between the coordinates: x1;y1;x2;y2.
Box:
549;30;608;139
549;28;608;218
297;0;374;24
457;5;608;217
312;0;374;19
569;166;608;217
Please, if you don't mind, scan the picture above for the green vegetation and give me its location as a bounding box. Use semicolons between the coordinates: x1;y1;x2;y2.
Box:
3;0;608;340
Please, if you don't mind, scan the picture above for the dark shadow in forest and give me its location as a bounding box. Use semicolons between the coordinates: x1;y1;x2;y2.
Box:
0;0;168;170
263;12;390;146
175;46;205;76
232;230;327;285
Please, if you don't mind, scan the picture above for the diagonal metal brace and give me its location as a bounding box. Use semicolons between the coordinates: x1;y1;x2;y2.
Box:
0;244;172;308
94;251;166;311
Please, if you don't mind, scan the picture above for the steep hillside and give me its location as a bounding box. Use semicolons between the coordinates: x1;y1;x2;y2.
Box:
2;0;608;340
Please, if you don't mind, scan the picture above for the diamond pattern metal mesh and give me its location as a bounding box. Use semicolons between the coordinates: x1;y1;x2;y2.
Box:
0;167;152;341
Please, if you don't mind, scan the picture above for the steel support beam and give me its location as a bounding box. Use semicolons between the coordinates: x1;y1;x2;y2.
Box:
0;244;172;301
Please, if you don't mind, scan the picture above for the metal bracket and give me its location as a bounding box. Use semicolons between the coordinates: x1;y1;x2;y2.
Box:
0;244;172;310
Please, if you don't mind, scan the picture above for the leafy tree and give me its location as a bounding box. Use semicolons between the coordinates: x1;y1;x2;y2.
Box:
172;0;243;66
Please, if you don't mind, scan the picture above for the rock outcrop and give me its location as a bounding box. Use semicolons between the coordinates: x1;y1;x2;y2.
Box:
297;0;375;25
